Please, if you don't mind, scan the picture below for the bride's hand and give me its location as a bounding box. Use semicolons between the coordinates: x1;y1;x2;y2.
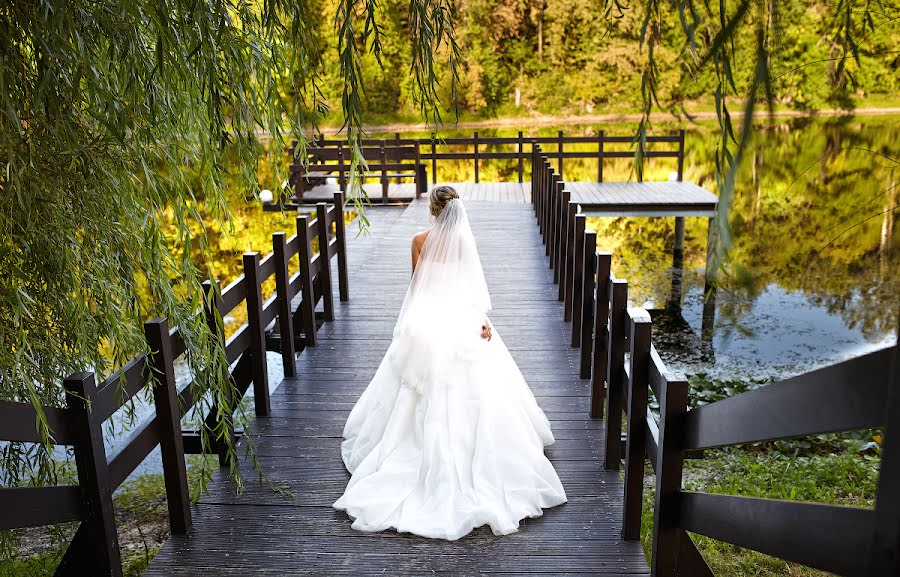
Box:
481;323;492;341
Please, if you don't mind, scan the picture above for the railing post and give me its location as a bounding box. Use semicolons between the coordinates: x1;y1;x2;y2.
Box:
414;139;424;197
579;232;597;377
604;278;628;469
296;215;317;347
590;253;612;416
555;186;571;289
380;141;388;203
333;191;350;302
573;224;591;349
622;309;651;540
518;131;524;183
316;203;335;321
549;174;558;264
865;329;900;576
431;138;437;184
272;232;297;377
337;142;346;193
474;131;480;183
530;144;538;210
677;129;685;181
202;279;234;467
557;130;564;179
566;208;583;323
598;129;605;182
243;252;270;417
650;373;690;575
61;372;122;577
560;195;575;302
537;155;550;236
553;180;566;282
545;168;555;258
144;318;192;534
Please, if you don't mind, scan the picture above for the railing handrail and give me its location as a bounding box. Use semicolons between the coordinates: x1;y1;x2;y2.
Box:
284;130;686;203
0;193;350;577
529;149;900;577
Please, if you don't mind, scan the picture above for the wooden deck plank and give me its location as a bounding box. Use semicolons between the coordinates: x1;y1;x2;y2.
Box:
145;196;649;576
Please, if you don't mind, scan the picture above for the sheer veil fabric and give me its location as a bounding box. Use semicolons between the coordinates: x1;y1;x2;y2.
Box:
333;199;567;540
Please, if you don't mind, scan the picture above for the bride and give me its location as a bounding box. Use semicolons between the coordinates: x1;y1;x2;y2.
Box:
333;186;567;540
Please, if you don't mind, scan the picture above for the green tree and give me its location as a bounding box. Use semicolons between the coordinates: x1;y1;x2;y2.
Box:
0;1;457;563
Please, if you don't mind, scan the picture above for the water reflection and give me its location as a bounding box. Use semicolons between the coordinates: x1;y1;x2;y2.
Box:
238;116;900;383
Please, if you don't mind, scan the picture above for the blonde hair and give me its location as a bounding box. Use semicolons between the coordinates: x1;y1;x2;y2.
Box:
429;185;459;217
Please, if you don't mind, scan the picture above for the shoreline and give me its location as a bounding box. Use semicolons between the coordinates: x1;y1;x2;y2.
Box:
311;106;900;136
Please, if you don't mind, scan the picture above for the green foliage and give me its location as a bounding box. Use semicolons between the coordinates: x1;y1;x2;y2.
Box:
0;0;455;567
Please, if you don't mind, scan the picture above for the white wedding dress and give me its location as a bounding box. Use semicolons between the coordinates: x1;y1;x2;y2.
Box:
333;199;567;540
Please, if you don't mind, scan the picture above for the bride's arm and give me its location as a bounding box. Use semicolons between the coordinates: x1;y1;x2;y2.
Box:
411;236;423;273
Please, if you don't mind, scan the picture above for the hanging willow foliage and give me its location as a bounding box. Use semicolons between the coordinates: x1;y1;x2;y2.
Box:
0;0;457;537
627;0;897;280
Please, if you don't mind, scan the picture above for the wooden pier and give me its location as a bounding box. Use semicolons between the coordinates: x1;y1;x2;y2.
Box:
283;179;717;218
7;140;898;577
143;199;651;576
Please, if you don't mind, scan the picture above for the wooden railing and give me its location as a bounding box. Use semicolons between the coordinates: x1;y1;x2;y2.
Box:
289;145;426;202
287;129;685;196
530;148;900;577
0;195;349;577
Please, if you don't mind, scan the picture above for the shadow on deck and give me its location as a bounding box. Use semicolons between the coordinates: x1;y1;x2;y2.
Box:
144;200;650;576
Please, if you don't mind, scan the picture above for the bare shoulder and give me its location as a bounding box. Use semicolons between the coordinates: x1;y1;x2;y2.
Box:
412;229;430;250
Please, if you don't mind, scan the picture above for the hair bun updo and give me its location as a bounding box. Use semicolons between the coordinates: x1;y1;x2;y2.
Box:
429;185;460;218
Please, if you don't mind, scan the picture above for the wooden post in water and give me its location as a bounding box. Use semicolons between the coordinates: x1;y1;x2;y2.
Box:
272;232;297;375
243;252;270;417
144;318;192;534
702;217;717;342
671;134;686;312
60;372;123;577
670;216;686;311
622;310;651;540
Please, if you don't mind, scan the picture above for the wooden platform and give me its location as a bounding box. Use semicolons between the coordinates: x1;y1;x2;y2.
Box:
145;200;649;576
294;180;716;218
567;181;718;217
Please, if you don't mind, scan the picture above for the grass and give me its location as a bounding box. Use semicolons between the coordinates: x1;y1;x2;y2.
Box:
639;447;881;576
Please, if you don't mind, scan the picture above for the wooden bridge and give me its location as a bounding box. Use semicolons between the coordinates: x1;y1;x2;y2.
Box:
144;195;651;576
4;140;899;577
